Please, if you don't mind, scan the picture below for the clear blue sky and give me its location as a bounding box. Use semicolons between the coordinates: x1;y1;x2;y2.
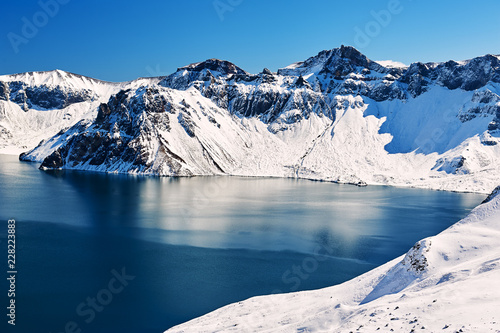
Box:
1;0;499;82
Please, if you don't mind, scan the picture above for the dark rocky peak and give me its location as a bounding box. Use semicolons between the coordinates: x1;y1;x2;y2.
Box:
399;54;500;96
335;45;372;68
108;88;132;107
231;73;259;83
262;68;273;75
178;59;247;76
481;185;500;204
160;59;247;90
402;62;432;80
200;70;216;83
255;68;276;84
278;45;388;77
277;49;335;76
2;81;95;111
399;62;432;97
322;45;389;76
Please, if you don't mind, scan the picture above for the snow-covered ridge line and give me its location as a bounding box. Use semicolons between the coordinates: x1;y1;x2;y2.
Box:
2;45;500;193
166;186;500;333
0;69;117;85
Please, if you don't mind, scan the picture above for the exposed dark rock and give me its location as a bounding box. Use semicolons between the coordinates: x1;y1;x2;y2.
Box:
482;185;500;204
434;55;500;91
262;68;273;75
40;149;64;169
295;75;310;88
455;156;466;169
472;90;500;104
5;80;95;111
402;240;431;274
481;139;498;146
178;111;196;137
488;121;500;131
179;58;247;76
0;81;10;101
96;103;111;123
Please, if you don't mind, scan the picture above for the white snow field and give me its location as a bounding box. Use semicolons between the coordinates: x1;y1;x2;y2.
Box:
166;186;500;333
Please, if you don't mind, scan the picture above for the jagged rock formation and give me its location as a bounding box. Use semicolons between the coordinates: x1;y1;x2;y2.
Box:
38;87;194;175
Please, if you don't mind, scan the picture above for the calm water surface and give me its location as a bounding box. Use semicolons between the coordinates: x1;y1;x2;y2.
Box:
0;155;484;332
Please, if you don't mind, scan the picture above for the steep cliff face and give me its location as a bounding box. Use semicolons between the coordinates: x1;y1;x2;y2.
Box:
8;46;500;192
31;85;273;176
39;87;175;173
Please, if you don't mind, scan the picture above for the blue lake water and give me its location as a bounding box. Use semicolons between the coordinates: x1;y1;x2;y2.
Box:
0;154;484;332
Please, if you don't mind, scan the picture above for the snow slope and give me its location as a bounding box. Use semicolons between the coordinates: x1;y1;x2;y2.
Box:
166;186;500;333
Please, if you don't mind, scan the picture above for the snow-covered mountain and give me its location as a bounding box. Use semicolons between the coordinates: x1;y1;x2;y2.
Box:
0;70;160;155
165;185;500;333
3;46;500;192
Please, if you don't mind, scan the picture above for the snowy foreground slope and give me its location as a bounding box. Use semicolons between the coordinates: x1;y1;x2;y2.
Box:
2;46;500;192
166;186;500;333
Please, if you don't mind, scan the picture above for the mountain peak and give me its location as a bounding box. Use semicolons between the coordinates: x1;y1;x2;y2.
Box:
178;59;247;76
0;69;117;86
278;45;385;77
335;45;371;67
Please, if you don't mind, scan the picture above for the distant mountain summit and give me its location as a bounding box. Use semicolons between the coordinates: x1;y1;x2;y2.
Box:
278;45;391;76
1;46;499;193
178;58;248;76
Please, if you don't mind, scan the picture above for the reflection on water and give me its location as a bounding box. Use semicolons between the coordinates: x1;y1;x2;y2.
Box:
0;155;485;332
3;158;483;258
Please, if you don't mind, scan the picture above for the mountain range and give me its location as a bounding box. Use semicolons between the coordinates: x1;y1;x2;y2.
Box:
1;45;499;193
